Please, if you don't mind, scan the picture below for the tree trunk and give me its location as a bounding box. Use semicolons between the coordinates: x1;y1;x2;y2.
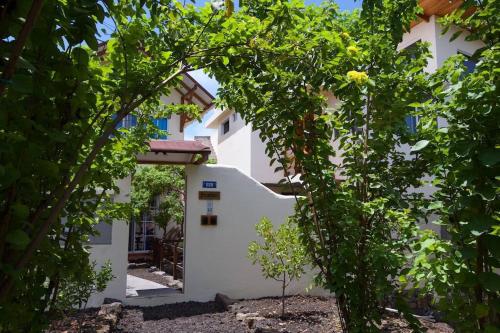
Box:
281;272;286;318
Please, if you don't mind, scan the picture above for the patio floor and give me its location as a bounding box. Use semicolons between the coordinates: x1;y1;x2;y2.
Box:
126;274;181;297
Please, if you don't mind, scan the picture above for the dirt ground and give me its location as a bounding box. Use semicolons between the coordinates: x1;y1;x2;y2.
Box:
116;295;454;333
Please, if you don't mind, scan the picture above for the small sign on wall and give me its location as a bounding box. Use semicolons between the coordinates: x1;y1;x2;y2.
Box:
199;191;220;200
202;181;217;189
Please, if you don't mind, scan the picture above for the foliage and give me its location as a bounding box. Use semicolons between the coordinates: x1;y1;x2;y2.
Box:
248;217;307;317
206;0;429;331
54;260;114;312
0;0;237;330
406;1;500;330
131;165;185;236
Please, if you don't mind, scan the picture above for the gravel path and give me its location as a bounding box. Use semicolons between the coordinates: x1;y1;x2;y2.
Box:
116;295;454;333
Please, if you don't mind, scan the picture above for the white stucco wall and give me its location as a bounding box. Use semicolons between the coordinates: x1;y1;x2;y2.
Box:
125;165;326;306
160;90;184;141
215;120;253;176
250;130;283;184
87;177;131;308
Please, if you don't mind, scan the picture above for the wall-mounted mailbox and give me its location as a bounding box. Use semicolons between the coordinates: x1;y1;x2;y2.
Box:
201;215;217;226
199;191;220;200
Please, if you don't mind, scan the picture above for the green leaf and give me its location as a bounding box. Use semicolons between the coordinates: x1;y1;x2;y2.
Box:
11;203;29;221
6;229;30;249
11;74;33;93
475;303;489;318
427;201;443;210
478;149;500;167
222;56;230;65
479;272;500;292
411;140;430;152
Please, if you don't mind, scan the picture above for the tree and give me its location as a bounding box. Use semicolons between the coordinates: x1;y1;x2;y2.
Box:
406;1;500;330
248;217;307;317
0;0;239;330
131;165;185;242
205;0;429;331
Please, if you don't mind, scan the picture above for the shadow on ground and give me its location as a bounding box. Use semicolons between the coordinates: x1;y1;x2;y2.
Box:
132;301;225;321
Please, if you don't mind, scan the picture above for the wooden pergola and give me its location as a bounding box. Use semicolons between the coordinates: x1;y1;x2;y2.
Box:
176;72;215;133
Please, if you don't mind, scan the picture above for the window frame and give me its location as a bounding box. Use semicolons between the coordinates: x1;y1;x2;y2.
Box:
222;119;230;135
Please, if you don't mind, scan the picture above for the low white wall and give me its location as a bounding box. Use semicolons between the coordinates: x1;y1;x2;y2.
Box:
125;165;326;306
87;177;131;308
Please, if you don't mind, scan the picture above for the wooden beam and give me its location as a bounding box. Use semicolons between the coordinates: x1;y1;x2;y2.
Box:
179;80;210;107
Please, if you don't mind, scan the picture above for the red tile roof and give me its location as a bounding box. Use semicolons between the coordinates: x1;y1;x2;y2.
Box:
148;140;211;154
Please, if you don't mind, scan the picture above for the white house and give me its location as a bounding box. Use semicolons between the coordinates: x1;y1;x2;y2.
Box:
86;0;484;308
206;0;483;192
87;71;324;308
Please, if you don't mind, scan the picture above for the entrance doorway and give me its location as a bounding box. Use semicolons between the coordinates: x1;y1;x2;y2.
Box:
125;140;210;298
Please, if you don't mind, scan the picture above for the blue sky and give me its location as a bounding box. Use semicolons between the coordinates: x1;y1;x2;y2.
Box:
184;0;362;139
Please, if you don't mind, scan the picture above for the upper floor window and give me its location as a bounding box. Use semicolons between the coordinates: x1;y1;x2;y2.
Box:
232;113;238;122
459;51;477;74
116;115;168;140
222;119;230;135
402;40;421;59
121;115;137;128
152;118;168;140
405;115;418;134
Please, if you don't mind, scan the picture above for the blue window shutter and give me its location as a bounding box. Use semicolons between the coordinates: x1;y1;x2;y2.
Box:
131;115;137;126
405;115;417;134
463;59;476;74
152;118;168;139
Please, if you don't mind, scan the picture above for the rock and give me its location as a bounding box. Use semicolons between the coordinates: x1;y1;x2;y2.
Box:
236;312;260;321
97;302;123;331
148;266;157;272
95;324;111;333
103;297;122;304
215;293;238;310
98;302;122;316
245;316;265;329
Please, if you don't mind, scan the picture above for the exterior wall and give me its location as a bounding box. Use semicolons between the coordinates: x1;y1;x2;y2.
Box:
160;90;184;141
400;16;440;72
87;177;131;308
125;165;326;306
214;116;253;176
250;130;283;184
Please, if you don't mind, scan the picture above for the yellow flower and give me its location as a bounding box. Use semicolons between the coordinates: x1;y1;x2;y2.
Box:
347;70;369;85
341;32;350;39
347;45;359;55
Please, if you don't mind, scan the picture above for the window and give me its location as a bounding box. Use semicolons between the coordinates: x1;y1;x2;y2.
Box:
459;51;477;74
405;115;418;134
128;196;159;252
402;40;421;59
232;113;237;122
222;119;230;134
152;118;168;140
116;115;168;140
117;114;137;129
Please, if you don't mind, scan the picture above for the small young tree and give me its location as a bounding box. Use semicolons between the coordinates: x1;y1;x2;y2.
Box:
248;217;308;317
131;165;185;241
